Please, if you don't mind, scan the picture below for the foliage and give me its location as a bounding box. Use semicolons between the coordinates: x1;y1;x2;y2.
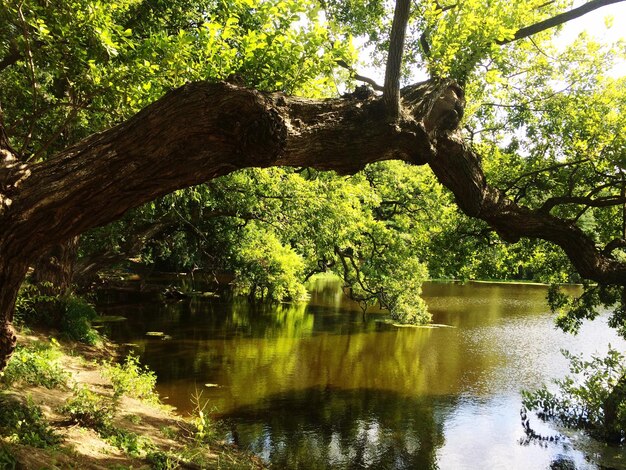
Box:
14;285;100;344
0;395;60;448
62;386;115;430
0;0;354;162
0;446;17;470
522;347;626;443
61;386;153;456
3;0;626;331
548;284;626;339
60;296;100;345
233;224;308;301
13;283;57;327
0;340;69;389
103;354;158;402
146;450;179;470
189;391;218;444
105;428;153;457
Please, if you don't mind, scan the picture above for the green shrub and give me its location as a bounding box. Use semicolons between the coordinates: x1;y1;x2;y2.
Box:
105;428;153;457
0;395;60;448
61;388;153;456
61;387;115;431
190;391;218;444
103;354;157;402
14;284;100;345
522;347;626;443
13;283;56;327
61;296;99;345
0;340;69;389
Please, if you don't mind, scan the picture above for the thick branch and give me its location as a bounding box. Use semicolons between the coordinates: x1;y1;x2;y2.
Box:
1;80;447;265
0;45;21;72
383;0;411;119
430;134;626;285
498;0;626;45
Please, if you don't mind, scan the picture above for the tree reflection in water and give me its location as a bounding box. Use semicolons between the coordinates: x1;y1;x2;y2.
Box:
225;388;448;470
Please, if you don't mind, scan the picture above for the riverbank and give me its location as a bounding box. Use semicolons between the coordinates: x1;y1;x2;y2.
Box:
0;330;263;469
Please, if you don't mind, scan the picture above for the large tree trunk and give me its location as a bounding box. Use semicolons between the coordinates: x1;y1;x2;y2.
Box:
1;78;625;370
32;237;80;294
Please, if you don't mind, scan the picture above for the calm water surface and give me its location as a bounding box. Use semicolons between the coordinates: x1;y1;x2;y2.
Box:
99;278;626;469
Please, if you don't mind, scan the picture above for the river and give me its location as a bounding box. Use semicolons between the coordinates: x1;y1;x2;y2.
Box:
98;277;626;469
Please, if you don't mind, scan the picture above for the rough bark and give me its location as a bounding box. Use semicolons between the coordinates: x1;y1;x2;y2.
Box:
32;237;79;294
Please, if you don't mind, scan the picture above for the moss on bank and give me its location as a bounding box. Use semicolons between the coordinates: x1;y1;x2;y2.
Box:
0;332;263;469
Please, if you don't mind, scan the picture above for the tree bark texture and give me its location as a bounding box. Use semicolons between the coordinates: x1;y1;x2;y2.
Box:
32;237;80;294
1;78;626;369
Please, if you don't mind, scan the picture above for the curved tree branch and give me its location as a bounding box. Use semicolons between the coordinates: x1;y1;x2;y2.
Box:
1;76;626;369
430;132;626;285
603;238;626;257
497;0;626;45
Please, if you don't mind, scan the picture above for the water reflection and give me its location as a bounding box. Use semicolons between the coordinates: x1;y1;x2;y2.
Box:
228;389;447;469
99;279;626;469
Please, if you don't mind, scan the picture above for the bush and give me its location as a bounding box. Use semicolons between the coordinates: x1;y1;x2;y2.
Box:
522;347;626;443
61;387;153;456
61;387;115;431
14;285;100;345
61;296;99;345
189;391;218;444
0;395;60;448
0;340;69;389
103;354;158;402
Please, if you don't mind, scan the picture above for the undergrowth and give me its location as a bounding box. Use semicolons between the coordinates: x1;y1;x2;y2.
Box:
0;395;60;448
103;354;158;402
0;340;68;389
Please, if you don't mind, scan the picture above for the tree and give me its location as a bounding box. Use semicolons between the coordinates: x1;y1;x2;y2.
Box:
2;0;626;373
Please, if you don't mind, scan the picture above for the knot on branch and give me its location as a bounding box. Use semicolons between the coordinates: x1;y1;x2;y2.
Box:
342;85;376;101
401;79;465;135
424;83;465;134
214;84;287;167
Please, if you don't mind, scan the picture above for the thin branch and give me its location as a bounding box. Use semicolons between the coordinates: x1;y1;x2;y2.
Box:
17;3;39;159
497;0;625;45
383;0;411;120
503;159;590;192
335;60;383;91
539;195;626;214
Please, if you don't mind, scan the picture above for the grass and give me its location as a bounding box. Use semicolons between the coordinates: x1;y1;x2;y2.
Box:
0;445;17;469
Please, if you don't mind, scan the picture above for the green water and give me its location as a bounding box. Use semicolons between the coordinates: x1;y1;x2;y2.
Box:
99;278;626;469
